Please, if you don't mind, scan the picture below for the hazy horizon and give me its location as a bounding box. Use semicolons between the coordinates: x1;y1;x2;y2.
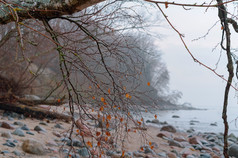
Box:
153;2;238;108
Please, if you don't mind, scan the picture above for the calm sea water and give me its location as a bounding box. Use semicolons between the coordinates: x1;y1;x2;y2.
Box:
143;104;238;136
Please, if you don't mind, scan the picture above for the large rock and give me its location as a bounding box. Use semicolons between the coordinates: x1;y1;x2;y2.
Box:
22;138;45;155
229;144;238;157
161;125;176;133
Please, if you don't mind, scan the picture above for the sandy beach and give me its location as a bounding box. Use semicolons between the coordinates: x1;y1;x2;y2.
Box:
0;104;231;158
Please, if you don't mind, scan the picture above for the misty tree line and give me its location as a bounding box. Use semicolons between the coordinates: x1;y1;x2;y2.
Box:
0;0;181;107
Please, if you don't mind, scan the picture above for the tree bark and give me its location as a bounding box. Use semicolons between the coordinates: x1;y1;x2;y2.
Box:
0;0;105;24
217;0;234;157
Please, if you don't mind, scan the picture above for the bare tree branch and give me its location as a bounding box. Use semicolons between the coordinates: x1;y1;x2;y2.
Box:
0;0;105;24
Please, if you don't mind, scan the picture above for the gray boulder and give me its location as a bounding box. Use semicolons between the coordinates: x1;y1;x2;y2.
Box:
229;144;238;158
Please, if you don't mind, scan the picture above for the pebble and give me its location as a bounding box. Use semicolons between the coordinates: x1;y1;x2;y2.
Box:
12;128;25;137
12;150;21;156
12;139;18;143
187;128;195;133
1;150;10;154
1;131;12;138
22;138;45;155
67;139;83;147
26;131;34;135
168;139;184;148
146;120;151;123
172;115;180;118
34;125;46;132
157;131;172;139
52;131;61;137
13;121;24;126
192;144;203;150
157;152;167;157
46;140;58;146
54;123;64;129
199;153;211;158
18;114;25;120
174;136;186;142
151;119;160;124
21;124;30;131
3;111;19;118
207;136;216;142
8;116;14;121
77;147;89;157
70;153;80;158
106;150;114;156
180;147;198;157
189;136;201;145
3;141;16;147
1;121;15;129
39;121;48;126
190;120;200;123
168;152;177;158
142;145;156;155
210;122;217;126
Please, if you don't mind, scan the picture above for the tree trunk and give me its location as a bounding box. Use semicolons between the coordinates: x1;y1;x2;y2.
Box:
0;102;72;122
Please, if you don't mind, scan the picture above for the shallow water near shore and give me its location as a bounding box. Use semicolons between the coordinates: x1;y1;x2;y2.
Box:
143;104;238;136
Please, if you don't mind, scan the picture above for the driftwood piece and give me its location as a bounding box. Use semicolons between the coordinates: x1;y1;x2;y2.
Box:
0;102;71;122
17;98;66;106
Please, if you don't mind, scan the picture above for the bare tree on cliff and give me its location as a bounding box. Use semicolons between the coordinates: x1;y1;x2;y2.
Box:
0;0;172;157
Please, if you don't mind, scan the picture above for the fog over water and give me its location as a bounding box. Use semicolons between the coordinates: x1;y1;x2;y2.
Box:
144;104;238;136
149;1;238;135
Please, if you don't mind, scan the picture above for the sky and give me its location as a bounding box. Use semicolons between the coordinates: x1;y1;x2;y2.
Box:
151;1;238;108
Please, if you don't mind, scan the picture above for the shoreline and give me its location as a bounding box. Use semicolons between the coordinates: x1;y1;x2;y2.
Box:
0;105;236;158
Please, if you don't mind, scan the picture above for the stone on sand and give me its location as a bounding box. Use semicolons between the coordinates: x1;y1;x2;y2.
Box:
22;138;45;155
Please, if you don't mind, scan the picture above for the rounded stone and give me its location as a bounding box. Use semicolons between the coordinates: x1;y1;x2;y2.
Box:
161;125;176;133
12;128;25;137
22;138;45;155
1;131;12;138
